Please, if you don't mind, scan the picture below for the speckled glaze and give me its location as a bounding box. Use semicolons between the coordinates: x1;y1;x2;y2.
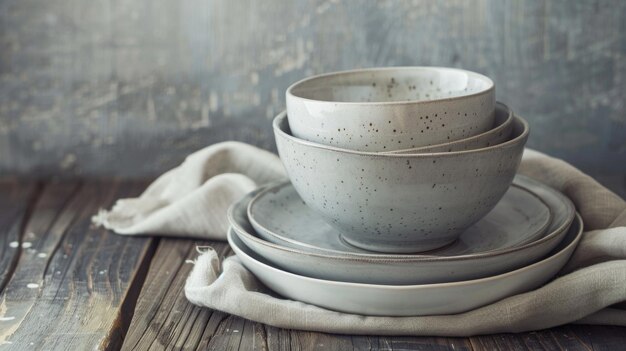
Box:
384;102;513;154
247;178;552;258
273;111;529;253
229;175;574;285
286;67;495;152
227;213;582;316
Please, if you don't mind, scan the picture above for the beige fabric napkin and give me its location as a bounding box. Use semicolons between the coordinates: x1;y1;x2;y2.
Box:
93;141;626;336
93;142;286;238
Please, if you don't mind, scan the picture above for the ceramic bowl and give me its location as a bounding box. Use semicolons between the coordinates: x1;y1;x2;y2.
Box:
273;111;529;253
286;67;495;152
384;102;513;154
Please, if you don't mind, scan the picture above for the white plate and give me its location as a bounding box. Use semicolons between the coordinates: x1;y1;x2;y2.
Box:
228;213;582;316
248;177;552;257
228;175;575;284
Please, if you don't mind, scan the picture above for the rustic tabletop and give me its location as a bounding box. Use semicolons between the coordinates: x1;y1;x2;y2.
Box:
0;177;625;350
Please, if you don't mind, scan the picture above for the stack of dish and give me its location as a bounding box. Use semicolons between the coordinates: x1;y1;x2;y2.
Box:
227;67;582;316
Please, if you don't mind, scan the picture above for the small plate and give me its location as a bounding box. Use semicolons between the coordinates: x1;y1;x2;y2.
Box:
228;213;582;316
228;175;575;284
247;178;552;257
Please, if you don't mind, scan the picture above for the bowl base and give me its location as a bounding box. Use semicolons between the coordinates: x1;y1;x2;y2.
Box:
339;234;458;254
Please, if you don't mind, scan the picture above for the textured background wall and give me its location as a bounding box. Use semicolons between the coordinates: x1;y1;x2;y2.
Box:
1;0;625;178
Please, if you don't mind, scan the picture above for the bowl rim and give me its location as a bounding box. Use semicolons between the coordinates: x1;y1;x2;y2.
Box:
273;108;529;158
382;101;513;154
286;66;495;106
227;212;582;290
227;176;575;264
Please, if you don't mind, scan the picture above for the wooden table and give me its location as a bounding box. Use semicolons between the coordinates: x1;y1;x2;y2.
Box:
0;178;625;350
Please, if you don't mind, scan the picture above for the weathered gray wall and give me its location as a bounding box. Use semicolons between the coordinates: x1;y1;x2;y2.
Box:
1;0;625;178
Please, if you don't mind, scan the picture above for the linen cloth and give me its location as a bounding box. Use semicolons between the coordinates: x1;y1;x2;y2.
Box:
93;141;626;336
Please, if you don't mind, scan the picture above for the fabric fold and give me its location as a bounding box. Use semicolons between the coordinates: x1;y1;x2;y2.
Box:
184;250;626;336
92;142;286;239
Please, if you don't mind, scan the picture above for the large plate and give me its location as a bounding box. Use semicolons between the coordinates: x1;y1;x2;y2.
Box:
228;213;582;316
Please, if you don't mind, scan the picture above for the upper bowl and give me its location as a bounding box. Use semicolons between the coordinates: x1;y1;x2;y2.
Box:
286;67;495;152
384;101;514;154
274;110;529;253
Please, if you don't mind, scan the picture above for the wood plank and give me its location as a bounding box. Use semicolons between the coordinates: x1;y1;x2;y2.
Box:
123;238;287;351
372;335;473;351
0;180;155;350
203;315;268;351
265;332;474;351
469;324;626;351
277;331;354;351
0;180;40;292
0;180;80;346
565;324;626;351
121;239;236;350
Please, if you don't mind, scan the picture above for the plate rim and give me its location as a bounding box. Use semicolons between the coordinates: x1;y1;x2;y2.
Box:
238;175;569;263
248;178;553;257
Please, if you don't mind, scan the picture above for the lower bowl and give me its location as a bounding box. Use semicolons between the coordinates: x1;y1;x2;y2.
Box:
273;110;529;253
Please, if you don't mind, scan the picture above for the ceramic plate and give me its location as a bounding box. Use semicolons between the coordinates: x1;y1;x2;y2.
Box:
228;213;582;316
228;175;575;284
247;178;552;257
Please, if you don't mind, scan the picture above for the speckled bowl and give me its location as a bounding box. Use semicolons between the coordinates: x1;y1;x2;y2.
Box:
384;102;513;154
274;111;529;253
286;67;495;152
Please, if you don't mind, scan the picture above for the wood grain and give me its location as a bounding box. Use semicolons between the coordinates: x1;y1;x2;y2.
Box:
566;324;626;351
121;239;233;350
0;180;156;350
0;181;79;346
468;324;626;350
0;180;40;292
